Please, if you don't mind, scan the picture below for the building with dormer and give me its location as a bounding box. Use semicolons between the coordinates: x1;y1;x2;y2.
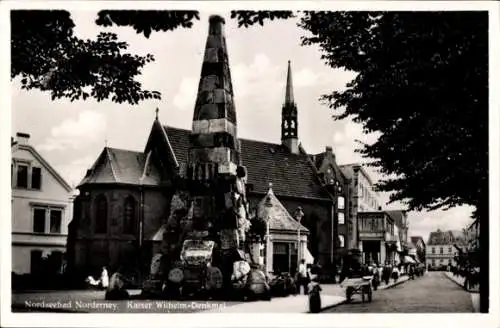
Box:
11;133;74;274
426;229;466;269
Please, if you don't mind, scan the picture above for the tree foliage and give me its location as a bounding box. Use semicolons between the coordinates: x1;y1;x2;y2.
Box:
11;10;293;105
300;11;488;215
95;10;200;38
11;10;164;104
230;10;295;28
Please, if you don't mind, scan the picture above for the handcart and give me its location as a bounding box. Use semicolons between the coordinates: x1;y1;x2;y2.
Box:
341;276;373;303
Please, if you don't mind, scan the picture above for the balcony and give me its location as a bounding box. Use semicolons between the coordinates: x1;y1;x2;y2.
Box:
385;232;398;242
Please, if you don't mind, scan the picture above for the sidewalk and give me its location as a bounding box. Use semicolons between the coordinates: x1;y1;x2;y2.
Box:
203;294;345;313
207;275;411;313
443;272;479;293
443;272;480;313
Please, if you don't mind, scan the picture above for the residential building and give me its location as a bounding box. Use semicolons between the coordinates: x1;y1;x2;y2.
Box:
340;164;381;250
386;210;410;264
356;211;399;265
67;16;349;282
426;229;466;269
11;133;74;274
409;236;426;263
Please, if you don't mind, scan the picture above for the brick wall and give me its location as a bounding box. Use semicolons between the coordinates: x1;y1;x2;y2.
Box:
68;185;172;275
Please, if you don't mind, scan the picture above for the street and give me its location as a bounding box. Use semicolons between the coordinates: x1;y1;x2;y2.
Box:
324;272;475;313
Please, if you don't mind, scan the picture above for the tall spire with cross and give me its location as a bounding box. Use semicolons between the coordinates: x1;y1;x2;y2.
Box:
281;60;299;154
285;60;294;105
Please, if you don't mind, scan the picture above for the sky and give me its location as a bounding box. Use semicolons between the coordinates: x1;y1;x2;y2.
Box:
11;10;475;242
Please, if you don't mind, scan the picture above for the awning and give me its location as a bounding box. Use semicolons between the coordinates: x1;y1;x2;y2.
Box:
403;255;416;264
304;248;314;265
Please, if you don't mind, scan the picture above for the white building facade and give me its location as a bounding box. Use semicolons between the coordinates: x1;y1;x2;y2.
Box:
11;133;74;274
340;164;382;251
426;230;465;269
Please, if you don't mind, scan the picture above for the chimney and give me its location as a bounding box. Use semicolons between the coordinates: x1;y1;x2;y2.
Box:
16;132;30;145
325;146;333;153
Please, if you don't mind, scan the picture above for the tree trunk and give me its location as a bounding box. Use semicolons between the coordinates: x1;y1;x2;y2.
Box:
478;195;489;313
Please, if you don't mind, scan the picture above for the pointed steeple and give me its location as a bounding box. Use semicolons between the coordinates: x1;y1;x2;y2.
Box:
285;60;294;105
188;15;240;181
281;61;299;154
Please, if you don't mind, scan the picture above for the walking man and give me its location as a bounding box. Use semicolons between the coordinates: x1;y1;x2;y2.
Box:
297;259;309;295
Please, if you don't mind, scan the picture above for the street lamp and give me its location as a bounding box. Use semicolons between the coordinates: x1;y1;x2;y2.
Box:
263;184;274;274
294;206;304;268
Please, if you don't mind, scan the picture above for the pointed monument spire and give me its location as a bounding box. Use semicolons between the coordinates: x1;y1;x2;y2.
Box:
188;14;240;181
285;60;294;105
281;61;299;154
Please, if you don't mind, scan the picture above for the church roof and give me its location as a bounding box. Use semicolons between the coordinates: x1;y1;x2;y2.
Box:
79;126;330;201
257;185;309;233
79;147;161;186
164;126;329;200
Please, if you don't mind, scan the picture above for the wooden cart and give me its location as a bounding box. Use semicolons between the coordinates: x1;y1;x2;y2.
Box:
342;276;373;303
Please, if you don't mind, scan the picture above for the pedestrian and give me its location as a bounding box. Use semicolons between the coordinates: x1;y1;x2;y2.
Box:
409;264;415;280
296;259;309;295
100;266;109;290
372;265;380;290
383;263;391;285
105;268;129;300
308;274;322;313
391;266;399;282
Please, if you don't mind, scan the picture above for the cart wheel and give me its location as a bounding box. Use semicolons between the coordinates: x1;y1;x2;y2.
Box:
368;287;373;303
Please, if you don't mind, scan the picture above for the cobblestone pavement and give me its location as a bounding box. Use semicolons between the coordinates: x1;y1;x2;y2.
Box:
324;272;474;313
322;275;410;297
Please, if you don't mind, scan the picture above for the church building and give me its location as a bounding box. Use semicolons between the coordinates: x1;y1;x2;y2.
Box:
67;15;350;282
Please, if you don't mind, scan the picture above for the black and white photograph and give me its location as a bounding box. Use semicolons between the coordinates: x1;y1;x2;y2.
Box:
1;1;499;327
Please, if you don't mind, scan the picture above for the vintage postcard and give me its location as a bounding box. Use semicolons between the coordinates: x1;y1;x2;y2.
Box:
1;1;499;327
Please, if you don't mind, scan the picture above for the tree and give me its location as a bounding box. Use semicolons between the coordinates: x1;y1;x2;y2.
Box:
299;11;488;312
11;10;201;104
11;10;292;105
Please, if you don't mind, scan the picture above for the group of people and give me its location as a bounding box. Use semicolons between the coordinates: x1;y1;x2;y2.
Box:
340;261;425;290
451;265;480;291
296;259;322;296
85;266;131;300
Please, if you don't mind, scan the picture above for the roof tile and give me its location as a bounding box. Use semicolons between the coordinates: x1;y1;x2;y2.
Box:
257;187;308;233
164;126;328;200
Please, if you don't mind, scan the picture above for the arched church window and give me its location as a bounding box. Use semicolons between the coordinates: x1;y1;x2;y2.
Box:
284;121;289;129
290;121;295;129
124;196;136;234
95;194;107;233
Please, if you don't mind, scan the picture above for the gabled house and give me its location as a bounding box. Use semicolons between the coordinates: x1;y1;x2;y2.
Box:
11;132;74;275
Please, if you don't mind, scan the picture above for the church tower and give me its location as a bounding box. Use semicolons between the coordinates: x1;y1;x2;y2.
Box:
281;60;299;154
